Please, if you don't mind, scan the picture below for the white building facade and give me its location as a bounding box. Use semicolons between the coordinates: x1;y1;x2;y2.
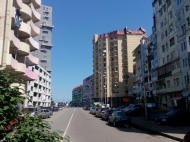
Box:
25;65;52;107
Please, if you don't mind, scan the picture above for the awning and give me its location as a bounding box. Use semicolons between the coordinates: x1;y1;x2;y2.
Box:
170;97;182;101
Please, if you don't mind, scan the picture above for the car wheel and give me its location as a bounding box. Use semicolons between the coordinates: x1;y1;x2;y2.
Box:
48;115;51;118
107;119;110;125
113;121;117;127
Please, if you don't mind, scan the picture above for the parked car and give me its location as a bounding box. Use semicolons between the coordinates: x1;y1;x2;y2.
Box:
116;106;125;111
96;108;108;118
42;107;53;116
102;109;114;120
94;108;99;116
90;107;96;114
122;104;143;117
53;107;59;112
107;111;131;127
155;109;190;126
40;109;51;119
23;106;41;117
58;106;63;110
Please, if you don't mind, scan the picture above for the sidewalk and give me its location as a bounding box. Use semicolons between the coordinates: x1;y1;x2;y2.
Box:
131;117;190;142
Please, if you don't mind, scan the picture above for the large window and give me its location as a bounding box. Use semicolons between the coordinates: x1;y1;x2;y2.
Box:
170;37;175;47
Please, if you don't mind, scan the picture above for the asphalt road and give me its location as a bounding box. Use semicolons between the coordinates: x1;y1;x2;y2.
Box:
47;107;176;142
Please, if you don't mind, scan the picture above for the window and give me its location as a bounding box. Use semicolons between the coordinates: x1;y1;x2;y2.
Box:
44;41;48;43
167;55;169;62
183;59;185;67
42;36;46;40
162;45;165;52
171;50;175;60
43;7;45;10
169;24;173;33
163;4;166;12
186;5;189;12
184;76;187;84
181;24;186;34
173;78;180;86
165;30;168;37
167;0;171;8
46;7;48;11
162;58;165;64
185;58;188;66
184;41;186;50
181;42;184;51
187;17;190;27
169;11;173;20
43;30;48;34
159;9;163;17
170;37;175;47
167;80;170;88
45;17;49;20
161;33;164;40
166;42;168;50
159;0;162;5
160;21;164;28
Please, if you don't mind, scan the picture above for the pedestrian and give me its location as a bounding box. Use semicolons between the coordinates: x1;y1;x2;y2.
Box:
183;131;190;142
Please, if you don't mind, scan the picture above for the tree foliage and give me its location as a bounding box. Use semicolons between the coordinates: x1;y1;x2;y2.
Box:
0;71;70;142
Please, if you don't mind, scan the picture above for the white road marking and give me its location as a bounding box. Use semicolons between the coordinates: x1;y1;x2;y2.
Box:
61;108;76;141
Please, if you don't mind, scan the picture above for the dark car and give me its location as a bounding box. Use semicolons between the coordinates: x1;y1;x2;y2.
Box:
108;111;131;127
155;109;190;126
42;107;53;115
102;109;114;120
116;106;125;111
122;104;143;117
53;107;59;112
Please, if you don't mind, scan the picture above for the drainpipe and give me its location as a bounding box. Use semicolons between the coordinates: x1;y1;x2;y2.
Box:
0;0;9;67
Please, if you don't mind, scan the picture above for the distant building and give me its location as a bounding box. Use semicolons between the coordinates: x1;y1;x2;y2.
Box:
32;4;54;73
83;74;94;106
25;65;52;107
93;27;146;107
72;85;83;106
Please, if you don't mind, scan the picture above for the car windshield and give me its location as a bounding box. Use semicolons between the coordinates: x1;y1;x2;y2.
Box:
117;111;126;116
107;110;114;113
166;110;177;116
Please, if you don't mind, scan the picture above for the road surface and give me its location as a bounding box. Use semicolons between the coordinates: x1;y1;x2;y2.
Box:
47;107;176;142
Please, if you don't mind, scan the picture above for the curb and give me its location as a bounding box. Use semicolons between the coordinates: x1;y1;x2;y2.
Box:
131;123;183;142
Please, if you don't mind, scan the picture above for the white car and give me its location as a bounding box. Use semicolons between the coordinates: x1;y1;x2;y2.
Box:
91;107;98;115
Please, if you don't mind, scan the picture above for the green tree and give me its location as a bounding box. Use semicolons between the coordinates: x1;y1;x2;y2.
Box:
0;71;70;142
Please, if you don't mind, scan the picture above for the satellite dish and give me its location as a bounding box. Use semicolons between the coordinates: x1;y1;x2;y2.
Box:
182;91;188;97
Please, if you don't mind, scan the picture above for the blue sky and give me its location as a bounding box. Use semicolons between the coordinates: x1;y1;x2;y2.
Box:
42;0;154;103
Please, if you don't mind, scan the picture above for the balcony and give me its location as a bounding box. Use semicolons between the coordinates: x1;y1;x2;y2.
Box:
31;3;41;22
33;96;38;101
24;68;38;81
6;54;18;71
25;53;39;66
31;0;41;9
13;0;22;9
20;3;32;22
27;37;39;51
10;83;25;97
10;30;20;50
17;42;30;56
16;62;26;74
30;20;40;37
18;22;31;38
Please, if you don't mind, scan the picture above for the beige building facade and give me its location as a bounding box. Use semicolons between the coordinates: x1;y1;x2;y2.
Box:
0;0;41;99
93;27;145;107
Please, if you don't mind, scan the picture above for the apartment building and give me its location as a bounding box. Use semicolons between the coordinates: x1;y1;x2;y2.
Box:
93;27;146;107
25;65;51;107
72;85;83;107
0;0;41;97
32;5;54;73
83;75;94;106
152;0;186;111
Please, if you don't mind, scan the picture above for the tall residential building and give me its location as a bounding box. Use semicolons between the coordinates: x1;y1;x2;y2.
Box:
93;27;146;107
83;74;94;106
32;5;54;73
0;0;41;96
152;0;187;111
72;85;83;107
25;65;52;107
